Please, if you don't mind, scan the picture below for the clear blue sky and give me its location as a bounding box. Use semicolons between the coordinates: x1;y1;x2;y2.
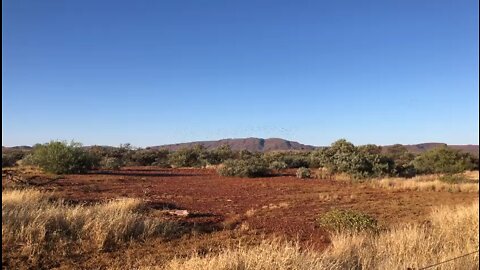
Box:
2;0;479;147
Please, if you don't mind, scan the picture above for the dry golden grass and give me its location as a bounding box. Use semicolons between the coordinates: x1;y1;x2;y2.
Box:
368;172;479;193
464;170;480;181
140;201;479;270
2;189;179;267
370;178;479;192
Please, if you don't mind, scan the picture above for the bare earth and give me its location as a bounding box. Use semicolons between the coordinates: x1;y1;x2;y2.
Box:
4;166;478;269
44;167;477;245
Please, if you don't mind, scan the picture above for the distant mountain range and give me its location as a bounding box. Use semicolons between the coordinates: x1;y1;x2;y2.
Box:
148;138;316;152
149;138;479;157
3;138;479;157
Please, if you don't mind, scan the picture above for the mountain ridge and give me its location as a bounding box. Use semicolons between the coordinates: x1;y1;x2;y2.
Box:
3;138;478;156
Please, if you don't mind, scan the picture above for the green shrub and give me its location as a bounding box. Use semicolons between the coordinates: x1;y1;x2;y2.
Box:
412;147;477;174
130;150;158;166
168;146;205;168
309;148;329;168
2;150;27;167
384;144;417;177
217;158;270;178
205;145;235;165
317;140;395;179
269;161;288;171
296;167;311;179
283;155;310;168
151;149;171;167
100;157;123;170
130;149;170;166
263;152;310;168
236;149;255;160
28;141;97;174
317;209;379;233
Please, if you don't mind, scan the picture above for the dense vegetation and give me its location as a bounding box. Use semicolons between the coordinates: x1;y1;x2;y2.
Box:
2;139;478;178
21;141;98;174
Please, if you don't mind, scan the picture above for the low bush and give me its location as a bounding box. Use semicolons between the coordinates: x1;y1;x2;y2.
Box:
314;167;333;179
296;167;311;179
317;209;379;233
412;147;477;174
27;141;98;174
100;157;123;170
130;149;160;166
2;150;27;167
217;158;270;178
168;146;205;168
269;161;288;171
204;145;235;165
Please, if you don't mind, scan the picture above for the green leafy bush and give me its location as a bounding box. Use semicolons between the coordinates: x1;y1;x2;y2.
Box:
217;158;270;178
168;146;206;168
317;209;379;233
28;141;98;174
412;147;477;174
151;149;170;167
263;152;310;168
296;167;311;179
269;161;288;171
204;145;235;165
316;139;395;179
130;149;169;166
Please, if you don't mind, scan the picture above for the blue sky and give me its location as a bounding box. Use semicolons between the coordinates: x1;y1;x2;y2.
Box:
2;0;479;147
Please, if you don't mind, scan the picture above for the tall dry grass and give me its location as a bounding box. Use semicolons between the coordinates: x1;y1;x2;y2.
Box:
2;189;179;266
368;172;479;193
155;201;479;270
370;178;479;192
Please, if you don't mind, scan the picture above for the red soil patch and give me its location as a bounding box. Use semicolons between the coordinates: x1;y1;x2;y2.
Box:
38;167;477;249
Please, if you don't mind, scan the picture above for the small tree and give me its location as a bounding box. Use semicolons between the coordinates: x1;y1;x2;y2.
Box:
28;141;97;174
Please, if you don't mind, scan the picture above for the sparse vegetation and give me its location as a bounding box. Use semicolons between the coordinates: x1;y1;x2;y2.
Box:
317;209;379;233
439;173;469;184
156;202;480;270
369;174;479;193
2;139;478;269
2;189;180;268
296;167;311;179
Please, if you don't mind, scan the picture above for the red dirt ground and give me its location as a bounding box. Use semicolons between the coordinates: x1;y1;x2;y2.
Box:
38;167;478;249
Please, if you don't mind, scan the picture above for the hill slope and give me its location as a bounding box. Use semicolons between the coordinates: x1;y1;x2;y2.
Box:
149;138;316;152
